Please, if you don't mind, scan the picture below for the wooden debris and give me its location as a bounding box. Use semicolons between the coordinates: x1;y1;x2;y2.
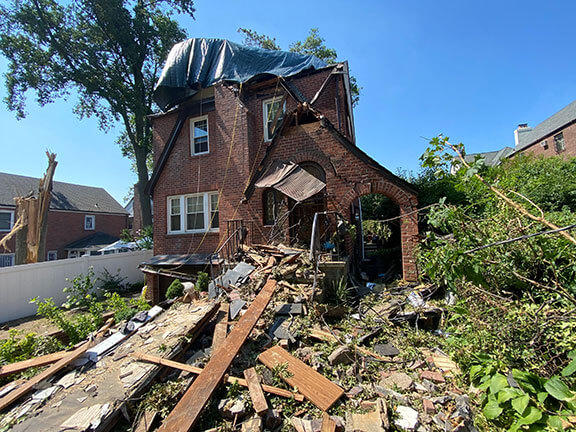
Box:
309;328;391;361
159;279;278;432
258;345;344;411
61;403;110;430
0;340;92;411
291;417;323;432
134;409;158;432
212;303;229;351
131;352;304;401
0;350;68;378
321;412;337;432
243;367;268;415
345;399;387;431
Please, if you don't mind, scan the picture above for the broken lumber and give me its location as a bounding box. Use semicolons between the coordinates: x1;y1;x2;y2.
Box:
0;350;68;378
244;367;268;415
159;278;278;432
131;352;304;401
258;345;344;411
133;409;158;432
321;412;337;432
309;328;391;361
212;302;229;351
0;340;91;412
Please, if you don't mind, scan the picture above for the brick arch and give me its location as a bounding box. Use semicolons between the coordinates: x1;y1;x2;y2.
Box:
335;177;419;282
289;150;337;176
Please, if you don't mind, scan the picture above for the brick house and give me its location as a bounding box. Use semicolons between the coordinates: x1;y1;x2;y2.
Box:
144;39;419;297
513;100;576;158
0;172;128;265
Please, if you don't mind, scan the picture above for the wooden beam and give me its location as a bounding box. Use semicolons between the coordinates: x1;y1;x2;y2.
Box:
258;345;344;411
0;350;68;378
243;367;268;415
133;410;158;432
132;352;303;401
211;303;229;351
0;340;91;412
158;279;277;432
321;412;337;432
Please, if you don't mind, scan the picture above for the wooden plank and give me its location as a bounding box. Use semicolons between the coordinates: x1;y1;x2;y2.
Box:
212;303;229;351
0;340;92;412
258;345;344;411
321;412;337;432
158;279;278;432
0;350;68;378
243;367;268;415
133;409;158;432
309;328;390;361
131;351;304;401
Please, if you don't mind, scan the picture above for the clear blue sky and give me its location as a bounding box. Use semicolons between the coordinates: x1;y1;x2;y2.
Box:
2;0;576;204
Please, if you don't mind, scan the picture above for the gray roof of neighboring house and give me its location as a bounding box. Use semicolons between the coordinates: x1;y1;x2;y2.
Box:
0;172;127;214
64;232;119;250
463;146;515;167
516;100;576;151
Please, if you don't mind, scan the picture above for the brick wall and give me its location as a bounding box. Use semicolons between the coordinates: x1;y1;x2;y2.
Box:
518;121;576;158
151;69;419;280
0;209;128;261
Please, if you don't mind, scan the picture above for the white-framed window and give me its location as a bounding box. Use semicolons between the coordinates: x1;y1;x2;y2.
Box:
167;192;219;234
0;210;14;232
0;253;14;267
47;250;58;261
84;215;95;230
190;116;209;155
263;97;285;142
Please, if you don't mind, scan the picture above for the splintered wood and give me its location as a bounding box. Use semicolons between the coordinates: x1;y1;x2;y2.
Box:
258;345;344;411
159;279;277;432
0;350;68;378
212;302;229;351
243;367;268;415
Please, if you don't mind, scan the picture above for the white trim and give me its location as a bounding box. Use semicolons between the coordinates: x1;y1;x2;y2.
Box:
47;250;58;261
0;210;14;232
84;215;95;230
190;115;210;156
167;191;219;234
263;97;286;142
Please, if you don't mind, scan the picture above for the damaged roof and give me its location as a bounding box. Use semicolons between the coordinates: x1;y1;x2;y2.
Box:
153;38;326;111
0;172;127;214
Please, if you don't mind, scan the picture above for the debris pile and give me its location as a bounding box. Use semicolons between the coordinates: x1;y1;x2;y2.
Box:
0;244;477;431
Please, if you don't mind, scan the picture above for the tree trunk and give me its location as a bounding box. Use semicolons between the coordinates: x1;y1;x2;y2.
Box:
134;144;152;227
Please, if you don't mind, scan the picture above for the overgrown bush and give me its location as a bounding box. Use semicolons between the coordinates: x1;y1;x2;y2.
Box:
166;279;184;299
104;291;151;322
98;268;127;293
63;267;100;309
196;272;209;292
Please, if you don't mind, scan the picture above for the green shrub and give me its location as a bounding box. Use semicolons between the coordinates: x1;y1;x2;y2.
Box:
63;267;99;309
196;272;209;292
166;279;184;299
98;268;127;293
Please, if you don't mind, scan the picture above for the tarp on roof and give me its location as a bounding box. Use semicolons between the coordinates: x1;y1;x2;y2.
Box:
154;38;327;111
255;161;326;202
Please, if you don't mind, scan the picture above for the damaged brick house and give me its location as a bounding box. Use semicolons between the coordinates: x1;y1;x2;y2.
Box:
144;39;418;298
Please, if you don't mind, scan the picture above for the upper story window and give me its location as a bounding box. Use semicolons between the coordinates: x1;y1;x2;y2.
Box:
554;132;566;152
0;210;14;232
190;116;209;155
263;97;285;142
84;215;95;230
168;192;219;234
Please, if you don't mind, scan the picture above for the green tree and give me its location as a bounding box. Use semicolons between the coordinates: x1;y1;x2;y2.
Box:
238;27;361;106
0;0;195;226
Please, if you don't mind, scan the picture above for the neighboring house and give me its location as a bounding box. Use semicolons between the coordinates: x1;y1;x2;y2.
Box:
0;173;128;265
451;146;514;174
513;100;576;157
143;38;419;299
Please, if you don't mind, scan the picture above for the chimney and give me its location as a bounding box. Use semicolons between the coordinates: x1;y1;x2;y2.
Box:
514;123;532;148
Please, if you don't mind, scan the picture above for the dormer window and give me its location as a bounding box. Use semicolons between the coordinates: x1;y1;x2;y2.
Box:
190;116;209;155
263;97;285;142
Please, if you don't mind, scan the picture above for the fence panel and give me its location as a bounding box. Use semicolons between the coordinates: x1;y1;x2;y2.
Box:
0;250;152;323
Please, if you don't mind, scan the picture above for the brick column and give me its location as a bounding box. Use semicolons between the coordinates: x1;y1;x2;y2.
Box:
399;204;418;281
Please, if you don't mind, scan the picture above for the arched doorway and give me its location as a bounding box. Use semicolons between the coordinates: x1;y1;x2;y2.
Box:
353;193;402;282
289;162;327;246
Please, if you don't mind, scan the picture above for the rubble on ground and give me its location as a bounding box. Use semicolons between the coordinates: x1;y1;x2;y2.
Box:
0;243;477;431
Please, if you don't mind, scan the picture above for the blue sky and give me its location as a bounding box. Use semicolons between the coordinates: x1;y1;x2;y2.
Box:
2;0;576;204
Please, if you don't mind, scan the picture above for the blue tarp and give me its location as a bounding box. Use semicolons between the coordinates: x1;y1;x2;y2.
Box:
153;38;327;111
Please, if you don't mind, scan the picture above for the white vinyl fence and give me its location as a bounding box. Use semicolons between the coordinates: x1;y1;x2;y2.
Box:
0;250;153;323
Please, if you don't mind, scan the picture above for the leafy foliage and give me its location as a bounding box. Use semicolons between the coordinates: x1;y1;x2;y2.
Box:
166;278;184;299
0;0;194;225
121;225;154;250
62;267;98;309
237;27;361;106
196;272;209;292
104;291;150;322
361;220;392;241
98;268;127;294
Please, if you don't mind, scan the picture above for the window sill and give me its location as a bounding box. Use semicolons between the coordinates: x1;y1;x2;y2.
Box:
167;229;219;236
191;151;210;157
